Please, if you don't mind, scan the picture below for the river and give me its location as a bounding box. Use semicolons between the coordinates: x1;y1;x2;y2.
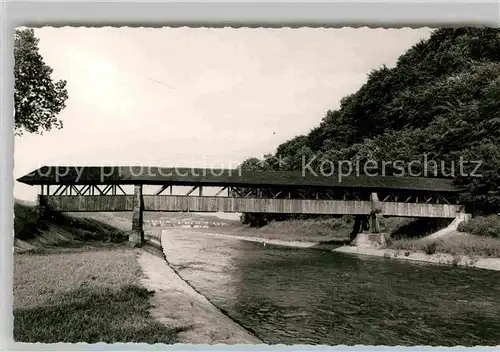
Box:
161;228;500;346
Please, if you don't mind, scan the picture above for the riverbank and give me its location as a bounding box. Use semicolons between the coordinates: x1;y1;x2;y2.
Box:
139;241;261;344
335;245;500;271
13;203;181;343
13;245;181;343
170;227;500;271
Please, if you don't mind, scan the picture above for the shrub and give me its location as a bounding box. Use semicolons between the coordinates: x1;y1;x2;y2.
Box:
258;215;353;237
423;240;439;255
457;215;500;238
14;203;45;240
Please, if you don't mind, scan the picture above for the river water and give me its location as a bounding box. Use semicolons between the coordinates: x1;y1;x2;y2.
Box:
161;228;500;346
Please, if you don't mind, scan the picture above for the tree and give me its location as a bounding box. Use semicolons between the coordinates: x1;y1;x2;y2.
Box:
14;28;68;135
239;157;267;172
241;27;500;215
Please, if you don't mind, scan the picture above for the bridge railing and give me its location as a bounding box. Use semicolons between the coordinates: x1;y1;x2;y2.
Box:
41;194;461;218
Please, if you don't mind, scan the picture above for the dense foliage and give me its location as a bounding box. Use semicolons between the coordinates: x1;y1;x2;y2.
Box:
14;29;68;135
457;215;500;238
242;28;500;215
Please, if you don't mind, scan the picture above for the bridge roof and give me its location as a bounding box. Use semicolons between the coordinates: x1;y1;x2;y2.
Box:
17;166;458;193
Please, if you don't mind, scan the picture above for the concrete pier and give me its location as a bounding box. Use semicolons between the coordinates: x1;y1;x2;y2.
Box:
354;232;389;249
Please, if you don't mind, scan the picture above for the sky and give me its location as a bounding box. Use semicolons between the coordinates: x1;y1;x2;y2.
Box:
14;27;432;201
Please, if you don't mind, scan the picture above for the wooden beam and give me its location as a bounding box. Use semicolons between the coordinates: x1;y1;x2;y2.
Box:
155;185;170;195
231;187;244;197
117;185;126;195
214;187;227;196
102;185;113;195
52;185;64;196
80;185;91;195
185;186;197;196
72;186;83;195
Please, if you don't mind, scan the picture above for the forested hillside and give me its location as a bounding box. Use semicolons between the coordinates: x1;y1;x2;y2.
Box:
241;28;500;215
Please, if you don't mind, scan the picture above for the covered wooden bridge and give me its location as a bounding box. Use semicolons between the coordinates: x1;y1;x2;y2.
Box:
18;166;463;246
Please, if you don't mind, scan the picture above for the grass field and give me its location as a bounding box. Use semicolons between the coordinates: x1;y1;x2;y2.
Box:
14;246;182;343
389;216;500;258
389;233;500;257
13;201;182;343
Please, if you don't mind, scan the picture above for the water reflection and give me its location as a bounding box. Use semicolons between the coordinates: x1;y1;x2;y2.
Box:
161;229;500;346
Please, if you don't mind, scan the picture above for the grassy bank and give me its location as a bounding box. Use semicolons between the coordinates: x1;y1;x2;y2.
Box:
250;216;451;243
14;248;182;343
13;202;182;343
389;233;500;257
389;216;500;258
260;216;353;239
14;202;127;253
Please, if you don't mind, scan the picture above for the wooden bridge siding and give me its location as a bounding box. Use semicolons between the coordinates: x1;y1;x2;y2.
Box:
44;195;134;211
381;202;460;218
42;195;460;218
142;195;372;215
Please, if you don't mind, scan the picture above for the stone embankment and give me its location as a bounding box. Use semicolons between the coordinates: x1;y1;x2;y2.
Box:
336;212;500;271
138;236;262;345
333;245;500;271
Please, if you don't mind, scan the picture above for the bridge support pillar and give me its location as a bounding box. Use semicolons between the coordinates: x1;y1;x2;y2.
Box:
369;192;383;233
130;184;144;247
350;215;372;241
350;193;387;247
36;194;49;220
369;213;382;233
350;216;362;241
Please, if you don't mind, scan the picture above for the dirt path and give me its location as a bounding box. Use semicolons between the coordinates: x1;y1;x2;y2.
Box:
137;244;262;345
